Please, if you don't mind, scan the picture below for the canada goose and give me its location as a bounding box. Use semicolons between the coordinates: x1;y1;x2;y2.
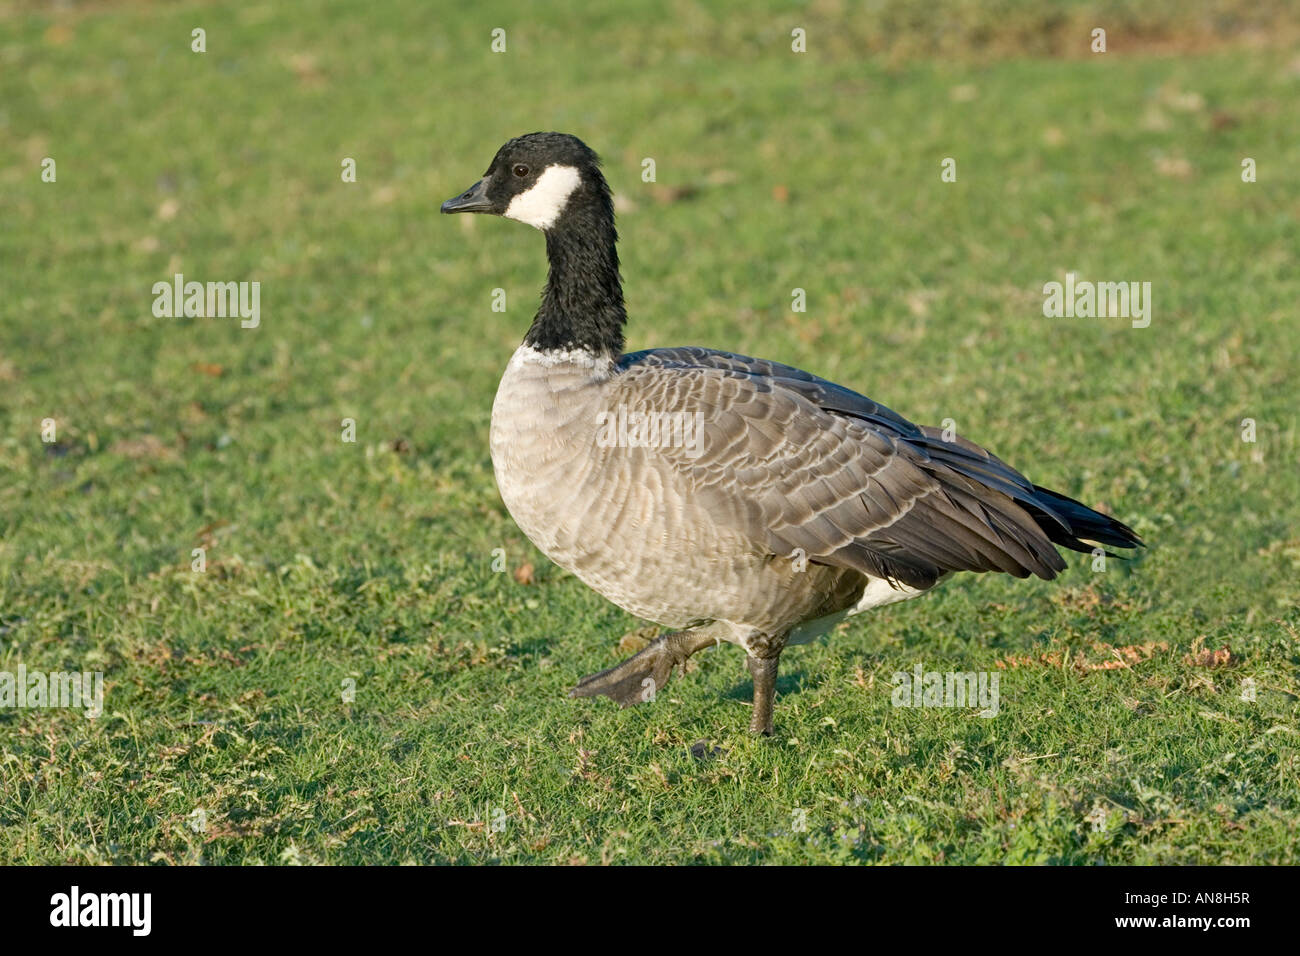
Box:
442;132;1142;735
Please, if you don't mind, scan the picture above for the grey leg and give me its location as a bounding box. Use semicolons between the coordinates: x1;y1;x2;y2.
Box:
746;653;780;736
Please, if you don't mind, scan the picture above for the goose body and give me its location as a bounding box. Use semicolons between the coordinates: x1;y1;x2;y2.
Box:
445;132;1142;733
490;344;870;645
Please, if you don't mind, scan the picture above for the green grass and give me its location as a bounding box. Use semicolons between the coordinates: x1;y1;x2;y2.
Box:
1;0;1297;864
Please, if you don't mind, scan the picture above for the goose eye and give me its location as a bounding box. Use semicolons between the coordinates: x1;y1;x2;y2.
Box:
512;163;530;178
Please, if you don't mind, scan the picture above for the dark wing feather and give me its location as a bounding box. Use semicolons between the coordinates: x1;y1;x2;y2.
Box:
615;347;1140;589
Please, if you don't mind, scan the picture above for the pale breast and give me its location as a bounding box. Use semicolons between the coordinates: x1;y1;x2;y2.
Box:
488;346;849;632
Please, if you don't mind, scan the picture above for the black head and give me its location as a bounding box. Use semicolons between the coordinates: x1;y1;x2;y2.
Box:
443;133;626;355
440;132;609;231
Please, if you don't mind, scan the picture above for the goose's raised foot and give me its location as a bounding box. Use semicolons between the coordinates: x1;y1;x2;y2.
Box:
569;624;725;709
569;638;678;708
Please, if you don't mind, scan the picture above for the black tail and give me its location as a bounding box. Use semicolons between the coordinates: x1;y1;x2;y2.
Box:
1022;485;1144;555
908;426;1145;575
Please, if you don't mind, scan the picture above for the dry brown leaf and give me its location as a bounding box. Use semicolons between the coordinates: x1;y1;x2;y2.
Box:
617;625;658;654
1184;645;1234;668
649;184;698;204
108;434;178;461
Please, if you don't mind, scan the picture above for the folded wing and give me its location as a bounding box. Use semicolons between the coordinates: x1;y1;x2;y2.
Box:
615;347;1140;591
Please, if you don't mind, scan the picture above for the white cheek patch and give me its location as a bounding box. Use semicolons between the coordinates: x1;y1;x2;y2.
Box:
504;164;582;230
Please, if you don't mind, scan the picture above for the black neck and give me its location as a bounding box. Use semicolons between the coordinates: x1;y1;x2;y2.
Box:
523;196;626;357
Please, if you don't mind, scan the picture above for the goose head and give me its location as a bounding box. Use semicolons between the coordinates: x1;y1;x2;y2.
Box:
440;132;610;232
443;133;626;356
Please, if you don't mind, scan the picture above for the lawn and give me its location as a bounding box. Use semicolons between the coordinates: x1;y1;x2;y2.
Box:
0;0;1297;864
